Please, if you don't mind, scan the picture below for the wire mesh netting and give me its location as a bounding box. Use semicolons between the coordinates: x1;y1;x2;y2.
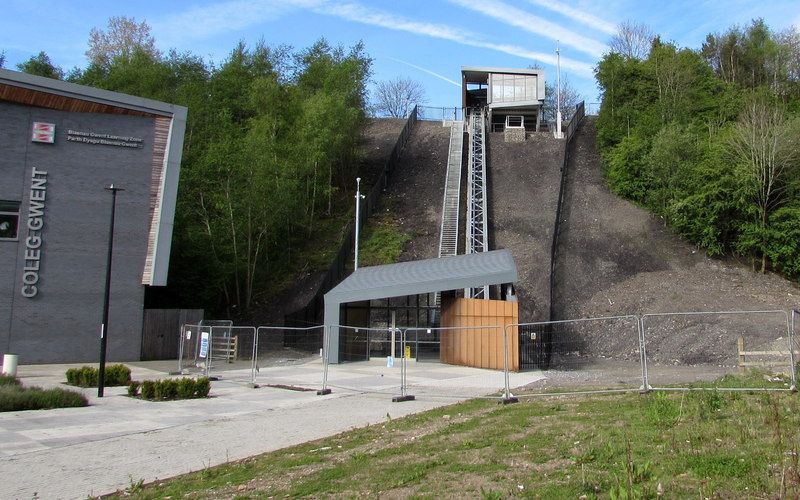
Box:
252;326;325;391
641;310;795;391
324;326;403;395
205;326;257;385
401;327;512;400
513;316;645;395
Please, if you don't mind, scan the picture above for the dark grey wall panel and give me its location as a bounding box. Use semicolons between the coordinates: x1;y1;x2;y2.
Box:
0;101;155;363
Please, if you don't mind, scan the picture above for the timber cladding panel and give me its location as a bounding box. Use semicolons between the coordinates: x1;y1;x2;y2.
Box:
440;297;519;371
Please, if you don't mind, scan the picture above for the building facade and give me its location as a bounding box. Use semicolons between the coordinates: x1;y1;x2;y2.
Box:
0;69;186;363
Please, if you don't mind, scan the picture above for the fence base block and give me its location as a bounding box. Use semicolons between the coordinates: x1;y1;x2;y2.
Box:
317;388;332;395
501;396;519;405
392;395;416;403
248;383;260;389
208;376;220;381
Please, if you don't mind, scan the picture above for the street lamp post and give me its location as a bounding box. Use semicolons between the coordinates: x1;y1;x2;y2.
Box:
354;177;365;270
556;41;563;139
98;184;123;397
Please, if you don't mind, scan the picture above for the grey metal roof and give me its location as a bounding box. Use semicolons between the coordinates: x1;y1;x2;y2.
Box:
325;249;517;305
461;66;544;82
0;68;186;117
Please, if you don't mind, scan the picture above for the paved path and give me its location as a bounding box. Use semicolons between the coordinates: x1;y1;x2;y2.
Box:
0;360;543;499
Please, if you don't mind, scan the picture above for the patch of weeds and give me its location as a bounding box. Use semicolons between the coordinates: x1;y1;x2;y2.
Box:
357;213;411;266
682;453;752;478
0;374;21;386
480;487;504;499
644;392;680;428
0;383;87;412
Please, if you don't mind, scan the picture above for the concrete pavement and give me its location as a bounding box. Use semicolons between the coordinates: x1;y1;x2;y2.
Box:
0;359;543;499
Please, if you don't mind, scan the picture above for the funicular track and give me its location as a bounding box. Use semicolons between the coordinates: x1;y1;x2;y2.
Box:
465;109;489;299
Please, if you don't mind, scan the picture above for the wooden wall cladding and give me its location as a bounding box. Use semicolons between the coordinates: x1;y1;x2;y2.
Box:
440;297;519;371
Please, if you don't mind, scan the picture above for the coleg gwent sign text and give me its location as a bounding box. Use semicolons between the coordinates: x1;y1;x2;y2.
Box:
21;167;48;298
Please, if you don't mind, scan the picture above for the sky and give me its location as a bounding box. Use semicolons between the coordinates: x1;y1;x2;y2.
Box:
2;0;799;108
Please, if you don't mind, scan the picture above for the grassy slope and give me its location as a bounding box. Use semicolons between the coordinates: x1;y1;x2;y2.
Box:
114;378;800;498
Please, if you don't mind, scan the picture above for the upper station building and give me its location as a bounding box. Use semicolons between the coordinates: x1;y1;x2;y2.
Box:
0;68;186;363
461;66;545;132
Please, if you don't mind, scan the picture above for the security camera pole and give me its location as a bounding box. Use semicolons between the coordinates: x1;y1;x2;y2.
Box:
98;184;123;397
354;177;365;270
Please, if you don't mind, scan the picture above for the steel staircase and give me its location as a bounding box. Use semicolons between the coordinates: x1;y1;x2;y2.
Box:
437;119;465;259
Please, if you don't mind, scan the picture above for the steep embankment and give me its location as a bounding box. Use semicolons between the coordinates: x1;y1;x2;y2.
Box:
388;120;451;262
552;117;799;362
489;132;564;322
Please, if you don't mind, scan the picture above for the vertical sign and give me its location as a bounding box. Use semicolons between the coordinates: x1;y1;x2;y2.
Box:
199;331;209;358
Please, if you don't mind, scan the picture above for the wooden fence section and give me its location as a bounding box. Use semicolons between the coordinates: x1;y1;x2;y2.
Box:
141;308;203;360
440;298;519;371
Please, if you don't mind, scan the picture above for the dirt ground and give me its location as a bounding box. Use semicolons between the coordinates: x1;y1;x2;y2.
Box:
384;120;451;262
490;131;565;322
552;117;800;364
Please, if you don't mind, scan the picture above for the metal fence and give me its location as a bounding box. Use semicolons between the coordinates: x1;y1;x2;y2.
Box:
416;105;463;123
178;309;800;400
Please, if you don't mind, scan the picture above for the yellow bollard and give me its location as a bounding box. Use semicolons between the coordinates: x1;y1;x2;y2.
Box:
404;346;411;359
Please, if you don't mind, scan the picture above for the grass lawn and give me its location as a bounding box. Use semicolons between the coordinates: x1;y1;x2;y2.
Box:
113;379;800;498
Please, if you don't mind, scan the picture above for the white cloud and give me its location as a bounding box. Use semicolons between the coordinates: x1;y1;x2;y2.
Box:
151;0;311;45
446;0;608;58
523;0;617;35
315;2;595;76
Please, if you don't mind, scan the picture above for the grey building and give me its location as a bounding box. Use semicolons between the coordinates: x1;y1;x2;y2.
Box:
0;69;186;363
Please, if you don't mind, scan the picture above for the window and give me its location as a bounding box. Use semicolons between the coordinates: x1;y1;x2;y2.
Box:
0;201;20;240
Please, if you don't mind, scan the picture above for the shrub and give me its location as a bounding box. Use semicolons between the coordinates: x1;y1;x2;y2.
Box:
105;364;131;386
141;380;156;400
195;377;211;398
127;381;141;397
0;374;20;387
65;364;130;387
176;378;195;399
0;385;87;412
134;377;210;401
154;379;178;400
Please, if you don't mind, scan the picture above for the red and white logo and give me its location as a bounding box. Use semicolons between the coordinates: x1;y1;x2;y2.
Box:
31;122;56;143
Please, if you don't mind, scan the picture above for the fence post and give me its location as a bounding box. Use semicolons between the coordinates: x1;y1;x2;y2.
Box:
249;327;259;388
204;326;213;379
317;325;332;395
638;316;651;392
177;324;185;374
393;329;415;402
502;324;519;404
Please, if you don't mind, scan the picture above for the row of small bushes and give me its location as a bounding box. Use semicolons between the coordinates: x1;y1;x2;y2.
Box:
128;377;211;401
65;364;131;387
0;376;87;412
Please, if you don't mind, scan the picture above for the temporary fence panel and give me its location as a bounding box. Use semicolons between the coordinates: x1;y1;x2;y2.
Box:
205;326;257;385
321;326;403;395
402;326;511;400
177;323;205;374
641;310;794;391
252;326;326;390
512;316;644;395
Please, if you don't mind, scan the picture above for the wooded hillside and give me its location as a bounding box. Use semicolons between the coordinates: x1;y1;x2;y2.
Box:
596;19;800;279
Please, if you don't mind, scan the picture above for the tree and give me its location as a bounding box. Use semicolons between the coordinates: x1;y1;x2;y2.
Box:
372;77;426;118
86;16;158;68
728;95;800;271
542;76;582;122
0;51;5;68
609;21;654;60
16;51;63;79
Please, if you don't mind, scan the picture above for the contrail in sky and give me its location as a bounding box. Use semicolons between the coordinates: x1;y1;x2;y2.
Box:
386;57;461;87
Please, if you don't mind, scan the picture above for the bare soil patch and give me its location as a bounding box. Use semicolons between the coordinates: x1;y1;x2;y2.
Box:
553;117;800;364
490;132;565;322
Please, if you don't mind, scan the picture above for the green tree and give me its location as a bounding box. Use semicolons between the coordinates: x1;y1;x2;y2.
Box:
16;51;63;79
